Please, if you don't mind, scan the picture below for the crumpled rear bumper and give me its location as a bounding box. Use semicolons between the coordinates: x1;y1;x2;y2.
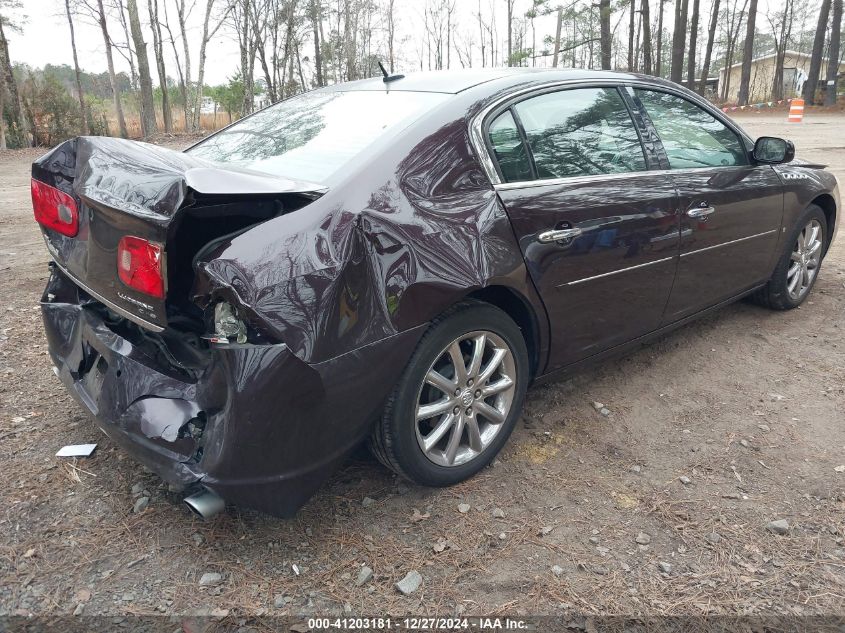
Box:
41;265;424;517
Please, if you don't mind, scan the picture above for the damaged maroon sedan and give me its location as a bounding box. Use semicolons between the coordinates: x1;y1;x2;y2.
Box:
34;69;839;518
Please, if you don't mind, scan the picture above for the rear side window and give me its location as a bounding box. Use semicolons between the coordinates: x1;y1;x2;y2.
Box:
187;90;449;183
509;87;647;180
635;89;748;169
488;110;533;183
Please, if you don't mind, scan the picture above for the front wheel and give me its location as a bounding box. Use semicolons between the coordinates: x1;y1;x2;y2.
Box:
751;204;827;310
369;301;529;487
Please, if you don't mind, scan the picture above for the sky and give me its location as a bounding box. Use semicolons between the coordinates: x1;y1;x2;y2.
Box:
3;0;794;87
6;0;243;85
3;0;562;86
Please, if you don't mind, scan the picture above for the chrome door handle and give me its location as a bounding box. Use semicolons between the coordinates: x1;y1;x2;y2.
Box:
538;227;582;243
687;206;715;219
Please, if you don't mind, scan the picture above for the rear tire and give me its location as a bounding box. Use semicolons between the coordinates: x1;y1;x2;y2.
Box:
369;301;529;487
750;204;827;310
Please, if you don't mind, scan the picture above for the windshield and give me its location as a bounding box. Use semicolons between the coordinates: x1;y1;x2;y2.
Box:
187;90;450;183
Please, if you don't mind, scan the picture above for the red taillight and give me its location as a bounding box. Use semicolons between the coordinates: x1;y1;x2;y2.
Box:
117;236;165;299
31;178;79;237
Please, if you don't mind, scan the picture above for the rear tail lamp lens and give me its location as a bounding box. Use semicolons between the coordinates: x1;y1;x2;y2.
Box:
31;178;79;237
117;236;165;299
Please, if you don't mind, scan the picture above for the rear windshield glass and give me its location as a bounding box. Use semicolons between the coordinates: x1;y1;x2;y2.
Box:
186;90;449;183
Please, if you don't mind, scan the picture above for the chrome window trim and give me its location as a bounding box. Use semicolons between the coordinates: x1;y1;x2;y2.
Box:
52;259;166;332
470;77;754;188
492;164;761;192
559;256;676;287
680;229;778;257
494;170;656;191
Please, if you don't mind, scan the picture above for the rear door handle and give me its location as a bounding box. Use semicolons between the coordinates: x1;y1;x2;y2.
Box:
538;227;583;243
687;205;715;219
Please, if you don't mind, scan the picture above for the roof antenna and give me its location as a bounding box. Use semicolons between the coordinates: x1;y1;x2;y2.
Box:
377;60;404;83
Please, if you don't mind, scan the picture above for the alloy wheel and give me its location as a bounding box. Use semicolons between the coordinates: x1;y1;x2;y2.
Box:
787;219;823;302
414;330;517;467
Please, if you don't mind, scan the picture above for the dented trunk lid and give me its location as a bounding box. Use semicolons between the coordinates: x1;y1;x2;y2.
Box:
32;136;326;330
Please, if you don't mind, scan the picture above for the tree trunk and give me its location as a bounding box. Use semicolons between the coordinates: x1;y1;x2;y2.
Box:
239;0;252;116
600;0;612;69
160;0;186;129
386;0;394;73
194;0;228;131
628;0;636;70
552;7;563;67
826;0;842;105
489;13;496;67
656;0;664;76
770;0;793;100
288;38;295;93
698;0;720;94
311;0;323;85
506;0;513;66
641;0;652;73
670;0;688;83
295;38;306;92
65;0;89;134
349;0;359;79
478;0;485;68
0;18;28;145
342;0;354;79
149;0;172;133
803;0;830;104
248;1;273;101
635;3;642;68
0;54;6;150
128;0;157;138
96;0;128;138
720;0;747;101
116;1;138;89
687;0;700;85
176;0;192;127
447;2;452;69
736;0;758;105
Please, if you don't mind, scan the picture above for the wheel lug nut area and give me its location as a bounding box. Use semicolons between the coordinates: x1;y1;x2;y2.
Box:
465;408;473;416
474;390;481;398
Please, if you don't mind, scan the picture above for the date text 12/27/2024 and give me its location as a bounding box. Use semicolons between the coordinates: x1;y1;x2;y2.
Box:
306;618;530;630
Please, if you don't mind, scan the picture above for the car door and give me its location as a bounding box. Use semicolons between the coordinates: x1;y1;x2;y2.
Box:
486;85;680;372
632;88;785;322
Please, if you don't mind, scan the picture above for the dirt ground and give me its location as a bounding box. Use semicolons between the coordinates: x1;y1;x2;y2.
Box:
1;110;844;621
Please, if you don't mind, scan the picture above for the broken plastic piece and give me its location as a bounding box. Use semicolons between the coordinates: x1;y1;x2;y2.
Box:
56;443;97;457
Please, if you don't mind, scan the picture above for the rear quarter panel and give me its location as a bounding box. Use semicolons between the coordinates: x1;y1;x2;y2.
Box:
192;92;549;367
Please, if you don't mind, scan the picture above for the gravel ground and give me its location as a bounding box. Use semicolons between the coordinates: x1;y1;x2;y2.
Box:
0;111;844;619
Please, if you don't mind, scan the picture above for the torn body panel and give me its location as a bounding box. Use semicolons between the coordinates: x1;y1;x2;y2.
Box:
43;266;426;516
192;111;547;365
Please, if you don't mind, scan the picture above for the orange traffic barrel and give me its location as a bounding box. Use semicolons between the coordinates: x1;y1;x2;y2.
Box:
788;98;804;123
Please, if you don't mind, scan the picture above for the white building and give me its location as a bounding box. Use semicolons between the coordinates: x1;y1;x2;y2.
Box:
718;50;845;103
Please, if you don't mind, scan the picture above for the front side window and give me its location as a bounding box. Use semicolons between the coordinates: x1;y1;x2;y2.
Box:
635;89;748;169
187;90;449;183
507;87;647;180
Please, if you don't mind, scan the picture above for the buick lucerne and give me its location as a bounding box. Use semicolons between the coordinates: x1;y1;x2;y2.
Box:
33;69;839;517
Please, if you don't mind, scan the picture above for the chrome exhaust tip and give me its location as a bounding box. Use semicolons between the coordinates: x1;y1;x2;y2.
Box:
184;488;225;519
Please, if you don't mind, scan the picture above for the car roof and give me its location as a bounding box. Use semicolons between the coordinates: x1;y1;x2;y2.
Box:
324;68;653;95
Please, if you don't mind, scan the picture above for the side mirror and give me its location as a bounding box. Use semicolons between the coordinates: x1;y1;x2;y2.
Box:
753;136;795;164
